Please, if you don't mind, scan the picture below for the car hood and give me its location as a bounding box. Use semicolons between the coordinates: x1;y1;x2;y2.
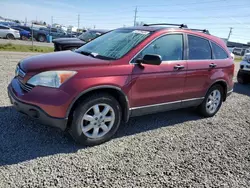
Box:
20;51;110;72
53;37;84;43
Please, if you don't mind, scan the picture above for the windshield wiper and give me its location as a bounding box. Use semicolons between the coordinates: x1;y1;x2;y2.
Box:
76;50;115;60
76;50;97;58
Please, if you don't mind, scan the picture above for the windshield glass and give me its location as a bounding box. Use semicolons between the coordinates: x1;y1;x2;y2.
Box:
76;29;151;60
78;31;100;42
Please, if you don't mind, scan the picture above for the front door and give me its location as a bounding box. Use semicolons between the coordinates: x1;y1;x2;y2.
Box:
130;34;187;116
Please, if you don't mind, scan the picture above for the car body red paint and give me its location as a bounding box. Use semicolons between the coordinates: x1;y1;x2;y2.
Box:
8;26;234;143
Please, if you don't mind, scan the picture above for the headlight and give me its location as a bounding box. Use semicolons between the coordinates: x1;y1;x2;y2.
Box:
27;71;76;88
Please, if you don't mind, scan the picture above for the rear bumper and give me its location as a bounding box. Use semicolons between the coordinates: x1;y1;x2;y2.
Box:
8;85;67;131
238;69;250;76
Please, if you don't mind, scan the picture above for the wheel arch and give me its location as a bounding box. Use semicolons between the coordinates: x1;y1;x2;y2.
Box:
66;85;130;128
207;79;228;101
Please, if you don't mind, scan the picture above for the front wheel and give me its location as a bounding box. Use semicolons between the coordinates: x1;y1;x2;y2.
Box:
6;34;15;40
69;93;122;146
198;85;223;117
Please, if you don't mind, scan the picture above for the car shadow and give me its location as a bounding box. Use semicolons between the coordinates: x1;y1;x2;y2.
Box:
0;106;202;166
233;82;250;97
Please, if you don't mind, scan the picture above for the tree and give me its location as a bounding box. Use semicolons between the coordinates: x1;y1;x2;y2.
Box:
43;22;46;25
14;20;20;24
247;42;250;45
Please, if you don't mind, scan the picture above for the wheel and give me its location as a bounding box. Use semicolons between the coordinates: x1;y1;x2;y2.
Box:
198;85;223;117
237;71;248;84
69;93;122;146
21;35;28;40
37;35;46;42
6;34;15;40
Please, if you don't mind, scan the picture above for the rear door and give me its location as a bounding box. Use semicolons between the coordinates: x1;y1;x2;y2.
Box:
184;35;228;100
130;33;187;115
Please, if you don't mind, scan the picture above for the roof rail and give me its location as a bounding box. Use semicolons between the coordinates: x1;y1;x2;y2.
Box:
143;23;188;28
187;29;210;34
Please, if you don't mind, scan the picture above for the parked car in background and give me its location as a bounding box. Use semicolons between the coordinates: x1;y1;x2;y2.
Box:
8;23;234;146
237;53;250;84
11;26;31;40
12;25;48;42
0;25;20;39
228;47;235;60
53;29;109;51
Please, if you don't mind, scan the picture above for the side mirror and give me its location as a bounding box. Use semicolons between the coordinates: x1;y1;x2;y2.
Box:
140;54;162;65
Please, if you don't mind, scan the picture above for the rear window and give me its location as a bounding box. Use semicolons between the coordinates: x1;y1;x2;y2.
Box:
188;35;212;60
211;42;228;59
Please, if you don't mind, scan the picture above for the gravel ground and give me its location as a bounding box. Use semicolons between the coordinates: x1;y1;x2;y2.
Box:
0;52;249;187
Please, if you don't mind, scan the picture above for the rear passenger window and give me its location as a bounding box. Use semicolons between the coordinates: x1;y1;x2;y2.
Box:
211;42;228;59
188;35;212;60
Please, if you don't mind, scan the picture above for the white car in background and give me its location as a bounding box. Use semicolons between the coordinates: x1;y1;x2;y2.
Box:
237;53;250;84
0;25;20;39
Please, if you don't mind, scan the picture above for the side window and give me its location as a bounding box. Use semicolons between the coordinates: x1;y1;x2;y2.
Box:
188;35;212;60
137;34;183;61
211;42;228;59
0;26;7;29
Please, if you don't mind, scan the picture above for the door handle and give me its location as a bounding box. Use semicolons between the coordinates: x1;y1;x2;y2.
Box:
209;63;217;68
174;65;185;70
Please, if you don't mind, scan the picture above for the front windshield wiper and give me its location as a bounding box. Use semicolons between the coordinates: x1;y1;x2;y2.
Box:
76;50;96;58
75;50;116;60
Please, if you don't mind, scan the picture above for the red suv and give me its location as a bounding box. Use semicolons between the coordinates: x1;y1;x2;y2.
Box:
8;23;234;146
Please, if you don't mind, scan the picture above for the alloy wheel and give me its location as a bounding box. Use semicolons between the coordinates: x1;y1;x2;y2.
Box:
81;103;115;139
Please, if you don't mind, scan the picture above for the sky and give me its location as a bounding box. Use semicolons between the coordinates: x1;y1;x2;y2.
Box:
0;0;250;44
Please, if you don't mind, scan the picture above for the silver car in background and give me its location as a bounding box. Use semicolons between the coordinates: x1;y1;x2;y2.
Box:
0;25;20;39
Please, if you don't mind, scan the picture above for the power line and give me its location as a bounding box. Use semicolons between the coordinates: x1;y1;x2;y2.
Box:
137;15;250;19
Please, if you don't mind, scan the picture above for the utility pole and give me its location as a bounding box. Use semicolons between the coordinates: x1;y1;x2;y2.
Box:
25;17;27;26
78;14;80;31
134;6;137;26
51;16;53;27
227;27;233;41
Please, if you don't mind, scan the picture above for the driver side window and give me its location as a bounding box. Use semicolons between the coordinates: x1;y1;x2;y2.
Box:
136;34;183;62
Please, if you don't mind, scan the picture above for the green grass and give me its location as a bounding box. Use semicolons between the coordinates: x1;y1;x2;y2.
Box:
0;43;53;53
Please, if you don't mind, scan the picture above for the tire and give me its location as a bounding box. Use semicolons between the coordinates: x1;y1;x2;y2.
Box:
6;34;15;40
69;93;122;146
198;85;223;117
237;71;248;84
37;34;46;42
21;35;27;40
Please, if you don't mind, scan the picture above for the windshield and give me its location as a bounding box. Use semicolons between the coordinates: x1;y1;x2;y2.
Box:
78;31;101;42
76;29;151;60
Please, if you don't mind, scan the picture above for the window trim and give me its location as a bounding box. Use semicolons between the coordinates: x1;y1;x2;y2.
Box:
210;41;229;60
130;32;186;64
187;34;213;61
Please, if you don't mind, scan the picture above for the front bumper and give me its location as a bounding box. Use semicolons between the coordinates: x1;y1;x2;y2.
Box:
7;78;70;131
8;86;67;131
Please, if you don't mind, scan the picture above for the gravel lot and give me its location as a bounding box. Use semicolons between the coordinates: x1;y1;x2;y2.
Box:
0;52;249;187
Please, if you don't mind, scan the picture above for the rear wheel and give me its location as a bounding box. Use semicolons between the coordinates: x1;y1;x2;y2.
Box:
69;93;122;146
198;85;223;117
6;34;14;40
37;34;46;42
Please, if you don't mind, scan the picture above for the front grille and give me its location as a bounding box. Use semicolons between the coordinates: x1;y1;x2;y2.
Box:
17;79;34;92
